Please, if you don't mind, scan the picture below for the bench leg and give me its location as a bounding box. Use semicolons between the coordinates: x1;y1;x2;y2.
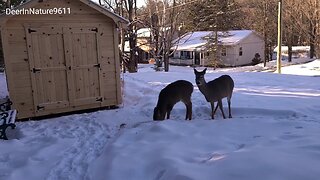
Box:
0;124;16;140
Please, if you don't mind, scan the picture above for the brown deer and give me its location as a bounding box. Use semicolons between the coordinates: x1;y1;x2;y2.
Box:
153;80;193;121
194;68;234;119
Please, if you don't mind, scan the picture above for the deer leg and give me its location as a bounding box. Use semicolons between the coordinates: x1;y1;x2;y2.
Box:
189;102;192;120
227;97;232;118
218;100;226;119
183;99;192;120
186;101;192;120
210;102;215;119
213;102;219;114
166;112;170;119
184;103;188;120
166;105;173;119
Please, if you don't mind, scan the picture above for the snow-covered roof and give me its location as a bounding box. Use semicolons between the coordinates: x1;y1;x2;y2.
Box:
136;27;171;38
137;28;151;38
273;46;310;52
172;30;257;51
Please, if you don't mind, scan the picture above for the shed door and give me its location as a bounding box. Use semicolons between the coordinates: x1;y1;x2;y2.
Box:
26;26;103;114
63;27;103;106
26;27;70;112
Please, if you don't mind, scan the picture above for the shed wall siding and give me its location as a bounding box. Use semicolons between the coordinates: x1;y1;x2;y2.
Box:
2;0;121;119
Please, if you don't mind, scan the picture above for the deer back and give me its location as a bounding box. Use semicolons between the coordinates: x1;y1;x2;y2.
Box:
156;80;193;107
206;75;234;101
154;80;193;120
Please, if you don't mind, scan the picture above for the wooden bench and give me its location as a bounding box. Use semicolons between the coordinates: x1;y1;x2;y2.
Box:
0;100;16;140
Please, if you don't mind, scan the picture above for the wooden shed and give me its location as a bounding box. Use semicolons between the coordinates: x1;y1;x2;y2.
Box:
0;0;128;119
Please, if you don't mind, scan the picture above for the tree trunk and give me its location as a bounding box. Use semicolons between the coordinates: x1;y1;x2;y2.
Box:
128;32;138;72
288;41;292;62
163;52;169;72
127;0;138;73
263;0;268;67
310;20;316;59
163;37;169;72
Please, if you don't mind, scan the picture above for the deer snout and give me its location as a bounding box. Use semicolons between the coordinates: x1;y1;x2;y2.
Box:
195;79;202;85
153;107;165;121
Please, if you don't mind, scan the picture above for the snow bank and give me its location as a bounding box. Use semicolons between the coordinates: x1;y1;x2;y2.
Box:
281;60;320;76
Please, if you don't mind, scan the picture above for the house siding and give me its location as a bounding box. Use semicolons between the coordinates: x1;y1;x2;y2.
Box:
236;33;265;66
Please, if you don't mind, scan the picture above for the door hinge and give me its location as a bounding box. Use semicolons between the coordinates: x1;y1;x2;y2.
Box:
28;28;37;33
91;28;98;32
32;68;41;73
94;64;101;68
96;97;103;102
37;105;45;111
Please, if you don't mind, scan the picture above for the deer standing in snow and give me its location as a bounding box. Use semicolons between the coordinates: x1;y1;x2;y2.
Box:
194;68;234;119
153;80;193;120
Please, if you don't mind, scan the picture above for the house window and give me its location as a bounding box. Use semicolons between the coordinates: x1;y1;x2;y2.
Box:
239;47;243;56
180;51;192;59
221;47;227;56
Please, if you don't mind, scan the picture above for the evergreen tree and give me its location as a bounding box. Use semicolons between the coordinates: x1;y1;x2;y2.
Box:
184;0;241;31
183;0;242;67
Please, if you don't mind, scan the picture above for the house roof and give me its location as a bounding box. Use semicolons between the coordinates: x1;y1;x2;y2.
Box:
124;38;152;53
136;27;172;38
0;0;129;26
137;28;151;38
172;30;260;51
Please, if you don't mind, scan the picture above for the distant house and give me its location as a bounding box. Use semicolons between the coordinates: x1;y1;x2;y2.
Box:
170;30;265;67
273;46;310;60
125;27;180;63
124;28;152;63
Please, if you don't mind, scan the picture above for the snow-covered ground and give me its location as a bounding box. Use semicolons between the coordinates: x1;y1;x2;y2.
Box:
1;59;320;180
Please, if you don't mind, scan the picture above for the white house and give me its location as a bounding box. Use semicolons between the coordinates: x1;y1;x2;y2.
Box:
170;30;265;67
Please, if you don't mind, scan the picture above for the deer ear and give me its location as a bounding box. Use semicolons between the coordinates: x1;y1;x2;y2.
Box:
193;68;198;73
203;68;207;73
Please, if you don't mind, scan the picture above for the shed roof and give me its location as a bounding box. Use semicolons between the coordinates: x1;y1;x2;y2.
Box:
172;30;261;51
0;0;129;25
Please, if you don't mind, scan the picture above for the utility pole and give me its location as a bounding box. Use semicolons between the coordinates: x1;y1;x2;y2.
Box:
276;0;283;73
263;0;268;67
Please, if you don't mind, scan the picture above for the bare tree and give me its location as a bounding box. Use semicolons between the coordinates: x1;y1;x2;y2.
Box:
282;0;319;59
100;0;139;73
137;0;183;71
